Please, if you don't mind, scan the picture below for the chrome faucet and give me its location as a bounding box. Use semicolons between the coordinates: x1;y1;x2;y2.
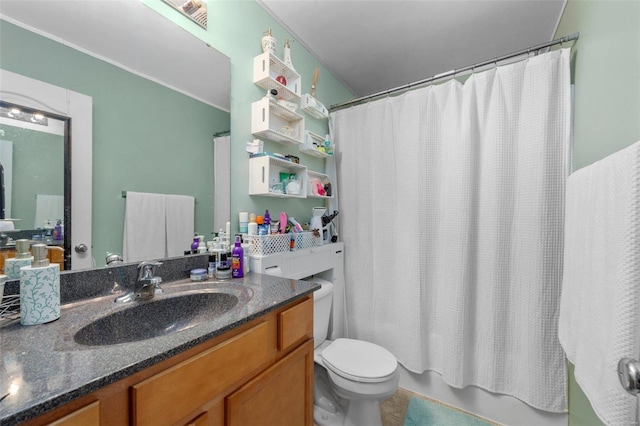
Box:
114;261;163;303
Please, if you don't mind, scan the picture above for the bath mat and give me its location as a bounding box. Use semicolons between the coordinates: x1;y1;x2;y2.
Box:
403;397;493;426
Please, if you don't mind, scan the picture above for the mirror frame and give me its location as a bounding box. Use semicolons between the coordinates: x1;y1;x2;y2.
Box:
0;100;71;269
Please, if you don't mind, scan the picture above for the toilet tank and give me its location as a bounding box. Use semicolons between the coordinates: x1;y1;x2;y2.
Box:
306;278;334;348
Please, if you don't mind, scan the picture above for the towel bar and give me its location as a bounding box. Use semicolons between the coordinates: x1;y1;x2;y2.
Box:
618;358;640;395
121;191;197;203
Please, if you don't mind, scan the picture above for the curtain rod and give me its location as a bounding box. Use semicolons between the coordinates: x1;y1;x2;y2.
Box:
330;32;579;112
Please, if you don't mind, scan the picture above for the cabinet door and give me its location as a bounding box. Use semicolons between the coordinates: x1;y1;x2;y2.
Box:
132;322;272;426
226;339;314;426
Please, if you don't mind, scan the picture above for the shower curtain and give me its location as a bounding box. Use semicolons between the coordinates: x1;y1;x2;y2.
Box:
330;49;571;412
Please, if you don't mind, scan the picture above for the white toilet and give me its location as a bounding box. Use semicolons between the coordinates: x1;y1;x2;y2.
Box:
310;278;399;426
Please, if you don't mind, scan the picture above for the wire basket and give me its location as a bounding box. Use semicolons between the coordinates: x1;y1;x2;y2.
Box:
243;234;291;257
0;294;20;323
243;232;320;257
291;232;320;251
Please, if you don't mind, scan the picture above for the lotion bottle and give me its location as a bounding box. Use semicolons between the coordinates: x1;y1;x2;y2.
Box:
5;239;33;280
231;235;244;278
20;244;60;325
247;213;258;236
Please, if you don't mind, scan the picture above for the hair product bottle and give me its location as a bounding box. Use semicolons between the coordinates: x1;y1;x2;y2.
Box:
231;235;244;278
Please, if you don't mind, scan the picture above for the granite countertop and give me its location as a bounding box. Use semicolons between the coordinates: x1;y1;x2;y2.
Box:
0;273;319;425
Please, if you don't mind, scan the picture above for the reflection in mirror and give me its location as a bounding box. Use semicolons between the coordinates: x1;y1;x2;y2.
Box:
0;0;231;269
162;0;207;28
0;101;70;271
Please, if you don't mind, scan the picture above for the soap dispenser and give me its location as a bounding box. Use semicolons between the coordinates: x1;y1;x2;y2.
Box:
20;244;60;325
5;239;33;280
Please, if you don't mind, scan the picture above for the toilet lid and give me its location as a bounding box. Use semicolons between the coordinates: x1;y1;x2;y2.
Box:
322;338;397;383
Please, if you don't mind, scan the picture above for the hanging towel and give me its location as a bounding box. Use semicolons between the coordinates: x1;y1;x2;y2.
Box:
559;141;640;426
123;191;166;263
164;194;195;257
34;195;63;228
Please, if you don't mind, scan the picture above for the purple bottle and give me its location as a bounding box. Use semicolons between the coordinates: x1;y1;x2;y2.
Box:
231;235;244;278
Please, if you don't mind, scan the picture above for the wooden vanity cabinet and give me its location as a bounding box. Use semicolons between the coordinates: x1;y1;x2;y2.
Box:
24;295;313;426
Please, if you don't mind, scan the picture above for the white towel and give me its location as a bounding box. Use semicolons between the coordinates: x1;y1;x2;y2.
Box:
34;195;63;228
123;191;166;263
559;141;640;426
164;194;195;257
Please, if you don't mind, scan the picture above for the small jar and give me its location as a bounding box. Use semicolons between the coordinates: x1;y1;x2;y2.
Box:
190;268;207;282
216;253;232;280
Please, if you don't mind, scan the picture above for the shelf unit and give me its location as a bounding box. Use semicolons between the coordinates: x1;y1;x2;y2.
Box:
299;130;333;158
301;94;329;119
251;97;305;146
306;170;333;199
249;155;308;198
253;52;301;101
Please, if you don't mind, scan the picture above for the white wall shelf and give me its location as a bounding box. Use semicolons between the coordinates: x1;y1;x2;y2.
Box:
306;170;333;199
249;155;308;198
301;93;329;119
251;97;305;146
253;52;301;101
299;130;333;158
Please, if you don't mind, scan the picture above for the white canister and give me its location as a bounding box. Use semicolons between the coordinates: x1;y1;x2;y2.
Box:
20;244;60;325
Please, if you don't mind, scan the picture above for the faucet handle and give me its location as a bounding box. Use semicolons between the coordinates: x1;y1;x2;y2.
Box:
137;260;163;280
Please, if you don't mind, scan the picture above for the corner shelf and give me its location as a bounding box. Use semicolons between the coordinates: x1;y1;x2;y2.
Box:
251;97;305;146
306;170;333;199
249;155;308;198
253;52;301;101
299;130;333;158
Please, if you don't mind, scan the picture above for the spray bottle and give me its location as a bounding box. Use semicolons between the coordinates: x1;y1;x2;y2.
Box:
231;235;244;278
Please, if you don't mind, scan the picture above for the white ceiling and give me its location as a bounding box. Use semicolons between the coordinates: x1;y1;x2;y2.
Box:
258;0;567;99
0;0;231;111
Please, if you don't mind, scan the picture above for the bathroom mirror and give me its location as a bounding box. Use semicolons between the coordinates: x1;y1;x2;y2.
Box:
0;102;68;247
0;0;231;269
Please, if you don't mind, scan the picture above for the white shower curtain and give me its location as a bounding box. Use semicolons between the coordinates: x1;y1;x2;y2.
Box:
330;49;571;412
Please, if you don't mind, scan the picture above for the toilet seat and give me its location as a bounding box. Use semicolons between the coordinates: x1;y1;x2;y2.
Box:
321;338;397;383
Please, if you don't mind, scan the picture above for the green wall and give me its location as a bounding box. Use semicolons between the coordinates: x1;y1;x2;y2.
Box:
555;1;640;425
557;0;640;171
144;0;355;232
0;125;63;228
0;20;230;264
0;1;354;261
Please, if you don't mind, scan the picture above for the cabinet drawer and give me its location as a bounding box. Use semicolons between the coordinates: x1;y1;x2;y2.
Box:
132;321;271;426
48;401;100;426
278;297;313;352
